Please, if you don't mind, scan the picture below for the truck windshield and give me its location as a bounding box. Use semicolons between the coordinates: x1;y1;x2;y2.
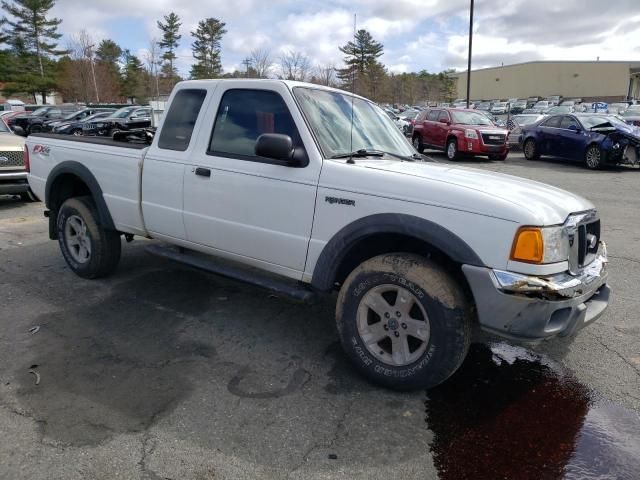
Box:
293;87;415;159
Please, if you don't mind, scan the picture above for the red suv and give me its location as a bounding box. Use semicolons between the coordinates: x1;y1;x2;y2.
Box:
412;108;509;161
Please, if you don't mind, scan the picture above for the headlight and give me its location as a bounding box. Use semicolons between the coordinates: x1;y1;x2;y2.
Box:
510;226;569;264
465;129;478;139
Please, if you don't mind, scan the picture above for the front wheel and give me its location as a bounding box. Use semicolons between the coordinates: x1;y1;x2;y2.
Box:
57;196;121;279
336;253;472;390
20;188;40;202
584;144;603;170
523;138;539;160
28;125;42;135
412;135;424;153
446;138;459;161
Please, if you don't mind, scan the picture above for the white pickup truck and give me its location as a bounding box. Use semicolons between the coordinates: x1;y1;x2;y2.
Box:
26;80;609;390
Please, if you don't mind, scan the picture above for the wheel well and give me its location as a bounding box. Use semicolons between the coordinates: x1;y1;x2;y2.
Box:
333;233;475;309
47;173;92;239
446;135;458;146
49;173;92;214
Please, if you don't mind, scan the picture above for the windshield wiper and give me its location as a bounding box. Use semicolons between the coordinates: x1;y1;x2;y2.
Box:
330;149;420;162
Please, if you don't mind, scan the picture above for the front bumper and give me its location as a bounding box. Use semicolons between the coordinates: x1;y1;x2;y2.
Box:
0;170;28;194
462;243;609;341
462;136;509;156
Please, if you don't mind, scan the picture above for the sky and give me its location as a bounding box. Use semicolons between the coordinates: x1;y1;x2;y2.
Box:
49;0;640;77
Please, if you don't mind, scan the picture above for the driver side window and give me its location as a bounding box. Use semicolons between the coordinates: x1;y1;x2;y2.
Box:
560;116;577;129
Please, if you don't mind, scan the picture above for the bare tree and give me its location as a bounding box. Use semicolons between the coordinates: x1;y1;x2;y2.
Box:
314;63;337;87
65;30;98;102
279;50;311;82
144;38;162;98
249;48;274;78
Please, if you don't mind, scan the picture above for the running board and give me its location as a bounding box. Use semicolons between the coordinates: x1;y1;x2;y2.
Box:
146;244;316;303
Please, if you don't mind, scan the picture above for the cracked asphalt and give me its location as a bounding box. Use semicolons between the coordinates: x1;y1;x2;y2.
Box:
1;152;639;479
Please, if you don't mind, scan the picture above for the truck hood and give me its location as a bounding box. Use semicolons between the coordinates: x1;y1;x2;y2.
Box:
357;160;593;225
0;132;25;150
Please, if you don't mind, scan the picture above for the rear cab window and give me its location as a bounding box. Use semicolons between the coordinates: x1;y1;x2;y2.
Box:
208;89;302;164
158;89;207;151
438;111;450;122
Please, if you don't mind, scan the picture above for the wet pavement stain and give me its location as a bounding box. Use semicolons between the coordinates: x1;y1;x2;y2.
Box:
13;269;223;446
425;343;640;480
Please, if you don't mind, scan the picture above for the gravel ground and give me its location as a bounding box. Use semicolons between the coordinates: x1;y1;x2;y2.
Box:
0;152;638;479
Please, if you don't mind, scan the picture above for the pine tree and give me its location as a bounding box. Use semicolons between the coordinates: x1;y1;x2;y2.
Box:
96;39;122;66
1;0;67;102
337;29;384;97
157;12;181;80
121;49;145;103
190;18;226;80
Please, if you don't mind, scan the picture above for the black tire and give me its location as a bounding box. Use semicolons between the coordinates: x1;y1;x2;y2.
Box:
28;124;42;135
71;128;82;136
412;134;424;153
446;138;459;161
523;138;539;160
57;196;121;279
336;253;472;390
20;188;40;202
584;144;603;170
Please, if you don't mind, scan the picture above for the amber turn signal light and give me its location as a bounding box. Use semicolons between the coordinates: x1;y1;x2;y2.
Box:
510;227;544;263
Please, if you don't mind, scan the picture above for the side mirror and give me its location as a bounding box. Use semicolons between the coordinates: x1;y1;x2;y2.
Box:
255;133;296;163
568;124;580;132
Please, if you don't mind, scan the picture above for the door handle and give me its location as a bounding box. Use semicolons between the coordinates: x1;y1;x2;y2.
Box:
195;167;211;178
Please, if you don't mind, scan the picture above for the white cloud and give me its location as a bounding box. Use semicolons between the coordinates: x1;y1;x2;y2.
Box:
41;0;640;78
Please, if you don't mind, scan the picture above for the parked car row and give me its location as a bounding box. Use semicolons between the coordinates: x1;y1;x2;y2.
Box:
5;104;153;138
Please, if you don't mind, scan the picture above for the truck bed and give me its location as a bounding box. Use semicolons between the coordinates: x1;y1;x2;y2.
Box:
30;133;149;150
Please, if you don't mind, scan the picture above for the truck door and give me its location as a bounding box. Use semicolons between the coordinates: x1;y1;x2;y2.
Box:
142;88;210;240
182;83;321;278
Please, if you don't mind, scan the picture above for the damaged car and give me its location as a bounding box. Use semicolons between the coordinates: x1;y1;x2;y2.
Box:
521;113;640;169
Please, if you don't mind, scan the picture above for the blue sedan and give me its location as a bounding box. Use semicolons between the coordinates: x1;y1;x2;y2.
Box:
521;114;640;169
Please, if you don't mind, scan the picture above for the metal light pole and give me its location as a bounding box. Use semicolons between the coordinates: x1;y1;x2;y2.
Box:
466;0;474;108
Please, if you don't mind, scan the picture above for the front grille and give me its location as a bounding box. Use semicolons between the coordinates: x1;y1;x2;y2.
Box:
481;133;506;145
0;150;24;170
567;212;600;274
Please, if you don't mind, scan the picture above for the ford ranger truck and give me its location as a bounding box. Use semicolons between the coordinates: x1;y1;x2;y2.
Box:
26;80;609;390
412;107;509;161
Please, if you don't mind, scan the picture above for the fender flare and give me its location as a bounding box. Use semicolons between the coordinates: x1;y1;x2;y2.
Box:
310;213;485;292
45;161;116;236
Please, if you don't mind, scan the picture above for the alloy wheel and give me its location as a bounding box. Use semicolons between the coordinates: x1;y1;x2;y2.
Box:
357;284;430;367
64;215;92;263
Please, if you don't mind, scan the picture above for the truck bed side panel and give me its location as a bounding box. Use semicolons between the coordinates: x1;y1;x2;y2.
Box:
27;136;147;235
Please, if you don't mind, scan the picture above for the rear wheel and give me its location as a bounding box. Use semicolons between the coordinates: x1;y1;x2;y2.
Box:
412;134;424;153
584;144;603;169
523;138;539;160
446;138;459;161
28;124;42;135
336;253;472;390
71;128;82;136
57;196;121;279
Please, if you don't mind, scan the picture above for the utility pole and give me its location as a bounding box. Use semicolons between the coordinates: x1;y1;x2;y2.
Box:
86;44;100;103
466;0;474;108
242;57;252;78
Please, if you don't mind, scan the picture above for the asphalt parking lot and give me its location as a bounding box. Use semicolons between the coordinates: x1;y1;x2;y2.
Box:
1;152;639;480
